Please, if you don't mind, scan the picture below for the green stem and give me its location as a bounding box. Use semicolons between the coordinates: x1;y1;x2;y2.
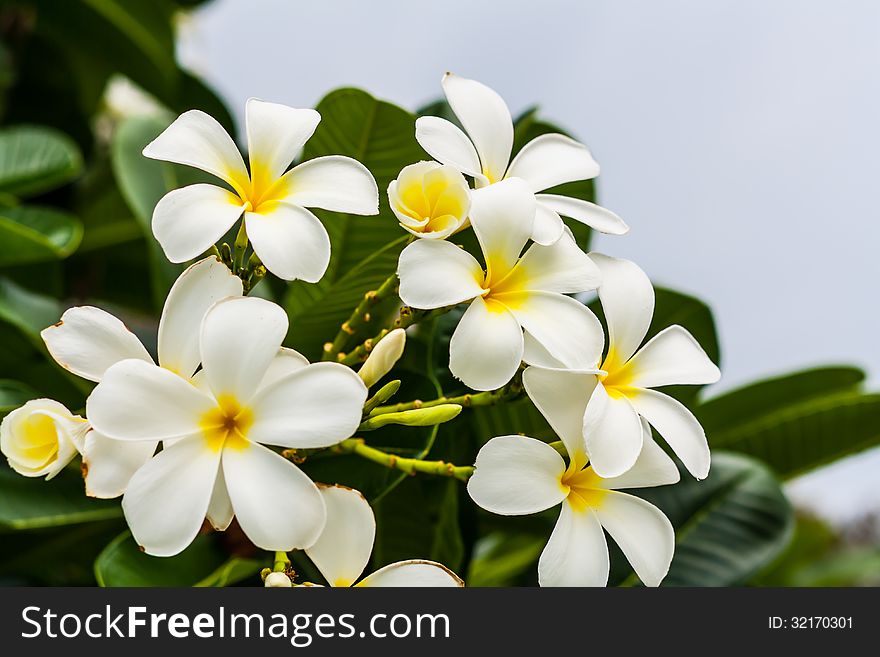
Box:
243;252;266;294
232;221;249;274
338;305;452;366
206;244;221;259
273;551;290;573
334;438;474;482
322;273;400;362
369;375;524;416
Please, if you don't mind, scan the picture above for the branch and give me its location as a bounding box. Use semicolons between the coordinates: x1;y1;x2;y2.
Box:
332;438;474;482
369;374;524;416
322;273;400;362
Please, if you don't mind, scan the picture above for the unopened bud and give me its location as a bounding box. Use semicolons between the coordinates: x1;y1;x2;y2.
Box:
360;404;462;431
265;572;292;588
0;399;88;480
358;328;406;387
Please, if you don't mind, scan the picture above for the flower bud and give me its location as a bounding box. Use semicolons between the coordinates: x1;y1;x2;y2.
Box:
360;404;462;430
358;328;406;388
0;399;88;480
388;161;470;239
265;572;293;588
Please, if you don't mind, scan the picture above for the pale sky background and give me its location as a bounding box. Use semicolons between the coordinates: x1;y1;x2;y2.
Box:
176;0;880;524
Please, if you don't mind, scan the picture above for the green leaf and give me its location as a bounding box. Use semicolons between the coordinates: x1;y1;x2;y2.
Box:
634;452;794;586
0;125;83;198
0;276;61;341
466;532;545;587
0;205;83;265
0;379;38;415
95;531;262;587
0;464;122;531
698;367;880;479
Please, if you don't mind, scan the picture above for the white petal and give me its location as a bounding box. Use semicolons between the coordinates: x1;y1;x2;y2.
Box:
582;382;644;478
449;297;523;391
522;331;566;369
507;134;599;192
500;232;602;295
306;485;375;587
625;326;721;389
0;399;85;479
82;431;157;499
591;253;654;368
600;420;681;490
397;239;485;309
594;491;674;587
122;436;221;557
152;184;246;263
414;116;483;179
359;561;463;587
200;296;288;403
207;465;234;531
442;73;513;182
538;502;609;587
248;362;367;449
522;366;599;466
142;109;249;194
531;203;565;245
87;360;214;441
281;156;379;215
41;306;152;382
358;328;405;388
222;442;326;550
500;291;604;372
537;195;628;235
469;179;534;281
245;99;320;184
245;203;331;283
468;435;567;515
628;388;711;479
258;347;309;392
158;256;243;378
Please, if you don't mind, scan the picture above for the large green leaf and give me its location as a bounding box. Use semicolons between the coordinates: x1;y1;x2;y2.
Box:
0;276;61;341
0;464;122;531
95;531;262;587
698;367;880;479
0;125;83;198
0;205;82;265
634;452;794;586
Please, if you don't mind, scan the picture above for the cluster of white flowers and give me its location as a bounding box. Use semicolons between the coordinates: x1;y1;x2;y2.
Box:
0;74;719;588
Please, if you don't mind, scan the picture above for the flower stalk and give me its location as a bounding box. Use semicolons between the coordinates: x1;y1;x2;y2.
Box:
322;273;401;362
333;438;474;482
368;374;524;416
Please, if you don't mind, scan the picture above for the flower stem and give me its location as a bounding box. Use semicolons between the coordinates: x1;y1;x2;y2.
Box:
338;305;453;366
273;551;290;573
322;273;400;362
333;438;474;482
233;221;249;274
368;374;524;416
242;252;266;294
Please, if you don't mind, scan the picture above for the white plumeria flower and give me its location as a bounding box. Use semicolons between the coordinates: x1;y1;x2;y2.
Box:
388;161;471;239
305;485;463;587
398;178;603;391
143;99;379;282
0;399;89;479
523;254;721;480
415;73;628;245
40;256;243;499
85;296;368;557
358;327;406;388
264;572;293;588
468;428;678;587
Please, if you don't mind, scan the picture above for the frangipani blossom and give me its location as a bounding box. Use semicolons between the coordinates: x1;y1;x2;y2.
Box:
41;256;242;498
0;399;89;479
415;73;628;245
523;254;721;479
86;296;368;556
358;328;406;388
388;161;470;239
144;99;379;282
468;428;678;587
398;178;603;391
305;485;463;587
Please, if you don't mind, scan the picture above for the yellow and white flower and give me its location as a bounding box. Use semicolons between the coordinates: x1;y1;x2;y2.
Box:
416;73;628;245
398;178;603;391
40;256;242;498
468;429;678;587
144;99;379;282
388;161;470;239
522;254;721;479
86;296;368;557
305;485;463;587
0;399;89;479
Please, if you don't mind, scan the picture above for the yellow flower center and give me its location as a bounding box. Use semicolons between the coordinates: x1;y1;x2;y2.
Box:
560;465;608;513
228;159;292;215
394;165;469;234
598;348;637;393
16;414;60;467
200;394;253;452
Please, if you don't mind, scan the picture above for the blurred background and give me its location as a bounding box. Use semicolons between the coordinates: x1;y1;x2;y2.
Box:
176;0;880;532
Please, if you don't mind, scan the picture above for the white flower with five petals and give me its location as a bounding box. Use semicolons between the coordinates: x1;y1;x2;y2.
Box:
305;485;463;587
86;296;368;556
415;73;627;245
41;256;242;498
523;254;721;479
398;178;603;391
468;428;678;587
144;99;379;282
